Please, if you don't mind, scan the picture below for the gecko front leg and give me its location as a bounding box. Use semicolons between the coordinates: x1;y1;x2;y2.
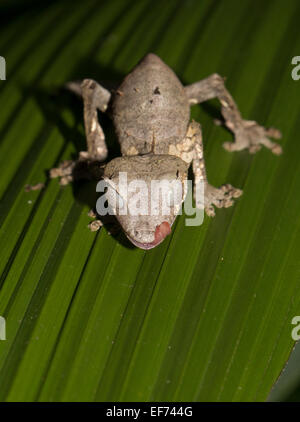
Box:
185;74;282;155
80;79;111;161
50;79;111;185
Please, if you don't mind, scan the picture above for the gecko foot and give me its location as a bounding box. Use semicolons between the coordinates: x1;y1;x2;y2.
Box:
203;183;243;217
223;120;282;155
49;158;104;186
87;210;121;235
87;208;103;231
49;160;77;185
88;219;103;232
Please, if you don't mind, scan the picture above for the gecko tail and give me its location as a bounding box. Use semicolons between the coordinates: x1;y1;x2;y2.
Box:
64;80;83;97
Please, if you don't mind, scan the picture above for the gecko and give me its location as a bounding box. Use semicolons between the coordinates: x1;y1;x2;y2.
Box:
49;53;282;249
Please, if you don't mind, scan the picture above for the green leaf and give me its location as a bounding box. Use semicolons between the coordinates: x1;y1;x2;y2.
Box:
0;0;300;402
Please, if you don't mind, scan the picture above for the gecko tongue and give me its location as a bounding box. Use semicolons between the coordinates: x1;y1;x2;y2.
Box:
126;221;172;250
153;221;171;244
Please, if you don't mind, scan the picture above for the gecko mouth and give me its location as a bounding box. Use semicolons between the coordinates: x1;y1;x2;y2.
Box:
127;221;171;250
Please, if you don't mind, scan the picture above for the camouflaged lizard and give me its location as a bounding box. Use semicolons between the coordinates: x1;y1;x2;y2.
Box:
50;53;282;249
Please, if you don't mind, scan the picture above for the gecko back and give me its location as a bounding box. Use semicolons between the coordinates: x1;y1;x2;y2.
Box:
112;53;190;156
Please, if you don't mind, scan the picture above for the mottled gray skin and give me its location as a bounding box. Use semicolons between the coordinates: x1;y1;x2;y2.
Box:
50;53;282;249
103;55;191;248
103;154;188;248
113;54;190;156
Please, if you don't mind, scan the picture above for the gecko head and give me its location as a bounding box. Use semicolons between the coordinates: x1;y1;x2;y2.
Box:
102;154;189;249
